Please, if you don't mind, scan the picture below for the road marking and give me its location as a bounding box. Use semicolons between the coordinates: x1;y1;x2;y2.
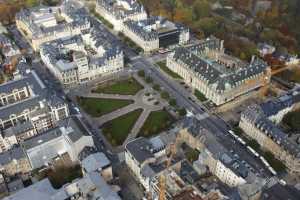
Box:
195;113;209;121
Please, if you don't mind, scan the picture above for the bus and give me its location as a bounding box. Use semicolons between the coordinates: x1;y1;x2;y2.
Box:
268;166;277;176
260;156;270;167
247;146;259;157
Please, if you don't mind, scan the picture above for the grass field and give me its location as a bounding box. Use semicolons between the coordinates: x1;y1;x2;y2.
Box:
139;110;175;137
94;78;143;95
194;89;207;102
156;61;183;79
78;97;133;117
101;109;143;146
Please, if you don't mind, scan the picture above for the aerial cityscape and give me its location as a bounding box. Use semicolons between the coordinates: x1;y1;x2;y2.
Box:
0;0;300;199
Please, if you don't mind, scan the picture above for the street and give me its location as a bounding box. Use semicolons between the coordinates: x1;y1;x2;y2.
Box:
7;8;272;183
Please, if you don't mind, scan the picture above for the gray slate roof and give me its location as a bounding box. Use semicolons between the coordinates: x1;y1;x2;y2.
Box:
97;0;145;20
171;37;268;92
125;137;155;164
81;152;111;173
242;102;300;158
0;147;26;166
124;16;188;41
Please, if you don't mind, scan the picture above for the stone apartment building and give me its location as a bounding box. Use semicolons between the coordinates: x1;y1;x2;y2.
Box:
0;69;69;153
166;36;270;105
0;147;31;177
125;136;167;192
16;0;90;51
40;23;124;88
22;116;94;170
177;117;253;187
122;16;189;53
96;0;147;31
240;88;300;173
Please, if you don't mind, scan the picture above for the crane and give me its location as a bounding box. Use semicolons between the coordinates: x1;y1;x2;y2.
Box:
158;134;180;200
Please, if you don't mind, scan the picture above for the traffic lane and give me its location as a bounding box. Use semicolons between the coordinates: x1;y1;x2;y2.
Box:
131;59;205;114
131;58;270;178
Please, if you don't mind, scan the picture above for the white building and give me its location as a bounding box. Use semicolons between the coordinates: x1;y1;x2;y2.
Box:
40;25;124;88
166;37;271;105
22;116;94;170
122;16;189;53
81;152;113;181
178;117;260;188
125;136;166;191
96;0;147;31
0;69;69;153
16;0;90;51
239;88;300;173
3;171;121;200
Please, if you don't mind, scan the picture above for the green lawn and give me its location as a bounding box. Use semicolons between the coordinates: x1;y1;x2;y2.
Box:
139;110;175;137
93;78;143;95
194;89;207;102
77;97;133;117
101;109;143;146
156;61;183;79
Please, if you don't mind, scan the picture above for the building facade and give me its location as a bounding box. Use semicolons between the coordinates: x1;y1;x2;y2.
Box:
3;171;121;200
96;0;147;31
125;136;166;191
177;120;249;187
122;16;189;52
22;116;94;170
0;69;69;153
40;26;124;88
0;147;31;177
16;0;90;51
239;88;300;173
166;37;270;105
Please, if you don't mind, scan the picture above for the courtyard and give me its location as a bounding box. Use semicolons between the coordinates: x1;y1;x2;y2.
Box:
101;109;143;146
138;110;175;138
74;73;176;148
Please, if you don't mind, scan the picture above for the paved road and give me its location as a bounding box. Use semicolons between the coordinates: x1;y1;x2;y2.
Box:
8;9;272;178
130;56;272;178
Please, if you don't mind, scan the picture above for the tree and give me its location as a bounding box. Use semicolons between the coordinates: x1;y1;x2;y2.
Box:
25;0;39;7
178;108;187;116
153;84;161;91
193;0;211;19
169;98;177;106
137;70;145;77
160;91;170;100
196;17;219;36
162;0;176;20
145;76;153;83
174;7;193;25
